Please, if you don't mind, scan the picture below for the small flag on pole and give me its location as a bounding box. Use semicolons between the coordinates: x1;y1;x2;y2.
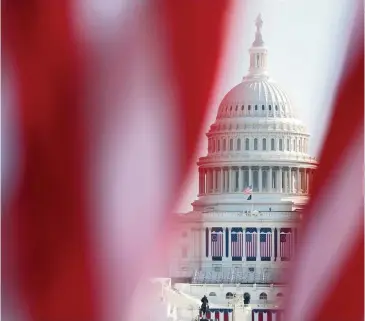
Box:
243;185;253;200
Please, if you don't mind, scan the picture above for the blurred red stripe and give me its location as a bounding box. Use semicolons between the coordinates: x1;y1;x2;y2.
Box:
2;0;231;320
2;1;99;321
287;9;364;321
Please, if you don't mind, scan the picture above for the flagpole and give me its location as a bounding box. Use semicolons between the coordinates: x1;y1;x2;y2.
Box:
251;190;254;213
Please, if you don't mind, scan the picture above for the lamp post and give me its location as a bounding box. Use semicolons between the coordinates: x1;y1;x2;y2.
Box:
228;294;252;321
228;294;242;321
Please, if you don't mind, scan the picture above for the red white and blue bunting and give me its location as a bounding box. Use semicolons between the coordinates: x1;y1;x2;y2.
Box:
252;309;284;321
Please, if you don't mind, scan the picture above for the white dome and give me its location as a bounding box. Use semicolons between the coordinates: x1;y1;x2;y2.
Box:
217;78;296;119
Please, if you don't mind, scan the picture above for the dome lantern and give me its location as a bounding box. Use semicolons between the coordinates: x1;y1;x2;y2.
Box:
246;14;269;80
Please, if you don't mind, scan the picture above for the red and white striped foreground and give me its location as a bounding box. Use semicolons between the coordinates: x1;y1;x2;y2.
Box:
2;1;363;321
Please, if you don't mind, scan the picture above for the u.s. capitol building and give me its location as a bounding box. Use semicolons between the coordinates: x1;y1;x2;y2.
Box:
163;15;317;321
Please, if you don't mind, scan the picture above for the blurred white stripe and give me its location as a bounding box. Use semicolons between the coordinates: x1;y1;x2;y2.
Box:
80;2;180;320
286;127;364;321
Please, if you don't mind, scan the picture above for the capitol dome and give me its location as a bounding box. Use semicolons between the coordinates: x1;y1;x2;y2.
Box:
193;14;317;212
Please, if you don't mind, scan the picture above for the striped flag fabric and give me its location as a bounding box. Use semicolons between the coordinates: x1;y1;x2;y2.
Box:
243;185;253;194
286;8;364;320
245;229;257;259
231;228;244;258
2;1;231;321
252;309;284;321
280;230;292;261
260;230;272;259
211;228;224;258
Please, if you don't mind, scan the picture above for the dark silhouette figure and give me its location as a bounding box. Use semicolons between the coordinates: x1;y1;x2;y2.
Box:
200;295;209;318
244;292;251;305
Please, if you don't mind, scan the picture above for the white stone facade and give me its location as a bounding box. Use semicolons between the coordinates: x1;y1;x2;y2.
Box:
167;15;317;313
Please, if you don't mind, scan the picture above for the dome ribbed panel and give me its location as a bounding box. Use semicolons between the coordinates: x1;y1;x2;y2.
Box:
217;78;295;120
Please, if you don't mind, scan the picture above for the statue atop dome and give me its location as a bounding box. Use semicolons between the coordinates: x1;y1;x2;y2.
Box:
253;14;264;47
255;14;263;31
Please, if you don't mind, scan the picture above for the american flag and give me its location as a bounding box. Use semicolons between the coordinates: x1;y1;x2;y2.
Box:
245;233;257;258
280;232;292;260
231;230;244;257
211;229;224;257
3;1;363;321
243;185;253;195
260;232;272;258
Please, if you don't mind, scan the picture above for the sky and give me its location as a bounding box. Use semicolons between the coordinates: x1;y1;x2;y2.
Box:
176;0;358;213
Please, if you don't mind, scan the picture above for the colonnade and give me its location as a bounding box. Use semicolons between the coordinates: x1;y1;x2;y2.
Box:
203;227;297;262
198;166;314;195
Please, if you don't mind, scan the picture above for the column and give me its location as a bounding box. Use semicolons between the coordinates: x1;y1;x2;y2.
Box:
249;167;253;187
258;167;262;192
283;168;288;193
238;167;243;192
229;167;233;192
277;227;281;260
220;168;224;193
269;166;273;192
200;228;205;260
242;228;246;261
198;170;202;194
256;228;261;261
278;167;282;193
291;228;295;259
212;168;216;193
207;169;211;193
271;227;275;261
288;167;292;194
303;169;307;194
306;169;310;194
297;168;301;194
228;227;231;258
224;169;227;192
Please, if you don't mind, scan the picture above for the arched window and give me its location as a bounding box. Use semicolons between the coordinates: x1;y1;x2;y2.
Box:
209;292;217;296
229;138;233;151
287;138;290;151
262;105;265;110
223;139;227;151
253;170;259;192
262;138;267;151
217;140;221;151
243;293;251;305
259;292;268;301
279;139;283;151
262;170;268;191
271;138;275;151
248;105;251;111
241;105;244;110
226;292;234;299
245;138;250;150
237;138;241;151
255;105;258;110
254;138;258;150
